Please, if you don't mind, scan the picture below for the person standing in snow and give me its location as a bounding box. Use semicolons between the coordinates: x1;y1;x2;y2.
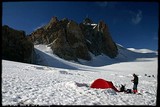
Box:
131;73;139;94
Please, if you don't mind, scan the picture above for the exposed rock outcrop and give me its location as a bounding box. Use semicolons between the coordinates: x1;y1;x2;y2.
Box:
80;19;118;58
66;20;91;60
28;17;118;61
2;25;35;63
50;20;91;61
51;29;76;60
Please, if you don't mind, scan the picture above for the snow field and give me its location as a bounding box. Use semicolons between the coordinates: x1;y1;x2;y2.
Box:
2;44;158;105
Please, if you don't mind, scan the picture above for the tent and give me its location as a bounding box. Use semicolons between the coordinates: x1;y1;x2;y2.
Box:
90;78;119;92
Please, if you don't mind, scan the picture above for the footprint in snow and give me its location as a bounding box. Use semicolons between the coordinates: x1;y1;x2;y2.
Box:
12;95;22;102
75;82;89;88
59;71;73;75
111;74;124;78
35;66;45;70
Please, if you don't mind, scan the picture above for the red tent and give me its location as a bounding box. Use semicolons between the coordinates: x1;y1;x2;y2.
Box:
90;78;119;92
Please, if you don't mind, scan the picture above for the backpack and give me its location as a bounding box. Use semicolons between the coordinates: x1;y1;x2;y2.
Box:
126;89;132;93
120;84;125;92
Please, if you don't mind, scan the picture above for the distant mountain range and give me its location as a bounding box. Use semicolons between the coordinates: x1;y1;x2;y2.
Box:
4;17;157;65
27;17;118;61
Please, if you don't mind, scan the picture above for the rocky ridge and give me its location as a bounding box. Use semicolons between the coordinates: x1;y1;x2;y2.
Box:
28;17;118;61
2;25;35;63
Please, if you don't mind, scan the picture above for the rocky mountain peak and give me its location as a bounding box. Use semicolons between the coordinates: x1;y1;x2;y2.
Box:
62;18;68;22
45;16;59;29
97;20;108;32
83;17;93;25
50;16;59;23
67;20;83;38
28;17;118;61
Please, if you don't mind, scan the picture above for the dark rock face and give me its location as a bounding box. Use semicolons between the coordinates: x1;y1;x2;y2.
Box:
2;25;35;63
97;20;118;58
66;20;91;60
80;19;118;58
28;17;118;61
50;20;91;61
28;17;69;45
51;29;76;60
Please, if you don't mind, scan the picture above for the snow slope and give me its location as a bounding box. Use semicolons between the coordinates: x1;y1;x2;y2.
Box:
2;44;158;105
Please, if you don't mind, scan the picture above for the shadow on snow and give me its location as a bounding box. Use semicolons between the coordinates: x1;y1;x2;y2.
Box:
34;47;157;69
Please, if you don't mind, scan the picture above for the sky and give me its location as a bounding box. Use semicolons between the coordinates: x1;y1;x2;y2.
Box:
2;1;159;51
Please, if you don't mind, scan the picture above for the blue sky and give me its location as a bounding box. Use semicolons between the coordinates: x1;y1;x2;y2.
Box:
2;1;159;51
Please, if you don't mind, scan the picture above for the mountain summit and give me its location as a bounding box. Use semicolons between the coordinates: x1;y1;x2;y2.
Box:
28;17;118;61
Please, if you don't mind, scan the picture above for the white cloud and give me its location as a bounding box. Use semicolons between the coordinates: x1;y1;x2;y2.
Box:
131;10;143;25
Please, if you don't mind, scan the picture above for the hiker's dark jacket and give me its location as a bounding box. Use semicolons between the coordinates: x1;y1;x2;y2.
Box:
133;75;138;84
